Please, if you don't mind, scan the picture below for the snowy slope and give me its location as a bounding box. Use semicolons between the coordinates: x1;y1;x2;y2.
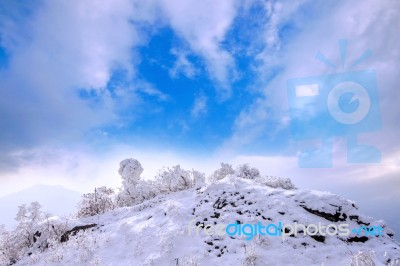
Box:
16;176;400;266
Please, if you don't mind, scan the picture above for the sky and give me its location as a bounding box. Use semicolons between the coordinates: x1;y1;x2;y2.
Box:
0;0;399;231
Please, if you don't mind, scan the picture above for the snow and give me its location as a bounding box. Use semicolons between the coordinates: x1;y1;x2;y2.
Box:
12;176;400;266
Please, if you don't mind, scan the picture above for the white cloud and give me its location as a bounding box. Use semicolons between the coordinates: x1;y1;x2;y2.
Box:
4;0;142;90
0;0;241;167
169;48;197;79
138;80;171;102
159;0;238;97
226;0;400;157
191;95;207;118
0;0;158;170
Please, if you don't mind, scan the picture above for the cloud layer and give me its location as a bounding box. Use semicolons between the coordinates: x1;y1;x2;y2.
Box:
0;0;398;186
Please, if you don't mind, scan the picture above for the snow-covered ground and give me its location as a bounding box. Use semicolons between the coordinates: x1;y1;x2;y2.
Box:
13;175;400;266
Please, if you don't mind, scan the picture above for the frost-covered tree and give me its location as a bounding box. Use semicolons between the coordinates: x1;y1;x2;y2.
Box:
15;202;45;248
116;158;160;206
0;225;18;265
236;164;260;180
191;169;206;188
77;187;115;217
209;163;235;182
156;165;192;193
117;180;159;206
119;158;143;186
350;250;375;266
116;159;205;206
256;176;296;190
0;202;48;265
156;165;205;193
16;202;44;223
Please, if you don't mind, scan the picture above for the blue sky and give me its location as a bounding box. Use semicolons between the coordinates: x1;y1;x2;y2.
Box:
0;0;400;235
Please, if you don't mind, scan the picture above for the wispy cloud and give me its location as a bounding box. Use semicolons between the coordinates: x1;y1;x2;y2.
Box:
191;95;207;118
169;48;197;79
160;0;238;97
138;81;171;102
0;0;152;170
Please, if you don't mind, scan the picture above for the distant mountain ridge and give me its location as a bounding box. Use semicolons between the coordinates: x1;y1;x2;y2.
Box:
0;184;82;229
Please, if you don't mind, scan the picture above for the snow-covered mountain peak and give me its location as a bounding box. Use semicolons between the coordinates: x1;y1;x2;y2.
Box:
11;174;399;266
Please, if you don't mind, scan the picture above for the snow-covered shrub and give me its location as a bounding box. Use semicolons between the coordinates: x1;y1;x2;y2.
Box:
132;180;159;203
43;216;70;242
209;163;235;182
155;165;206;193
236;164;260;180
175;255;199;266
77;187;115;217
116;159;205;206
14;202;46;248
36;237;65;264
156;165;193;193
253;234;269;247
72;231;99;263
0;202;66;265
0;225;18;265
116;180;159;206
257;176;296;190
153;165;206;194
349;250;375;266
190;169;206;188
243;244;259;266
38;230;101;265
0;203;75;265
22;214;70;254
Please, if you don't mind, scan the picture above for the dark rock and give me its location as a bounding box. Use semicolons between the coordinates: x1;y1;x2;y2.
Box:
60;224;97;243
210;212;220;219
301;206;347;222
33;231;41;243
213;198;228;209
195;222;205;228
349;215;370;226
310;235;325;243
347;236;369;243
